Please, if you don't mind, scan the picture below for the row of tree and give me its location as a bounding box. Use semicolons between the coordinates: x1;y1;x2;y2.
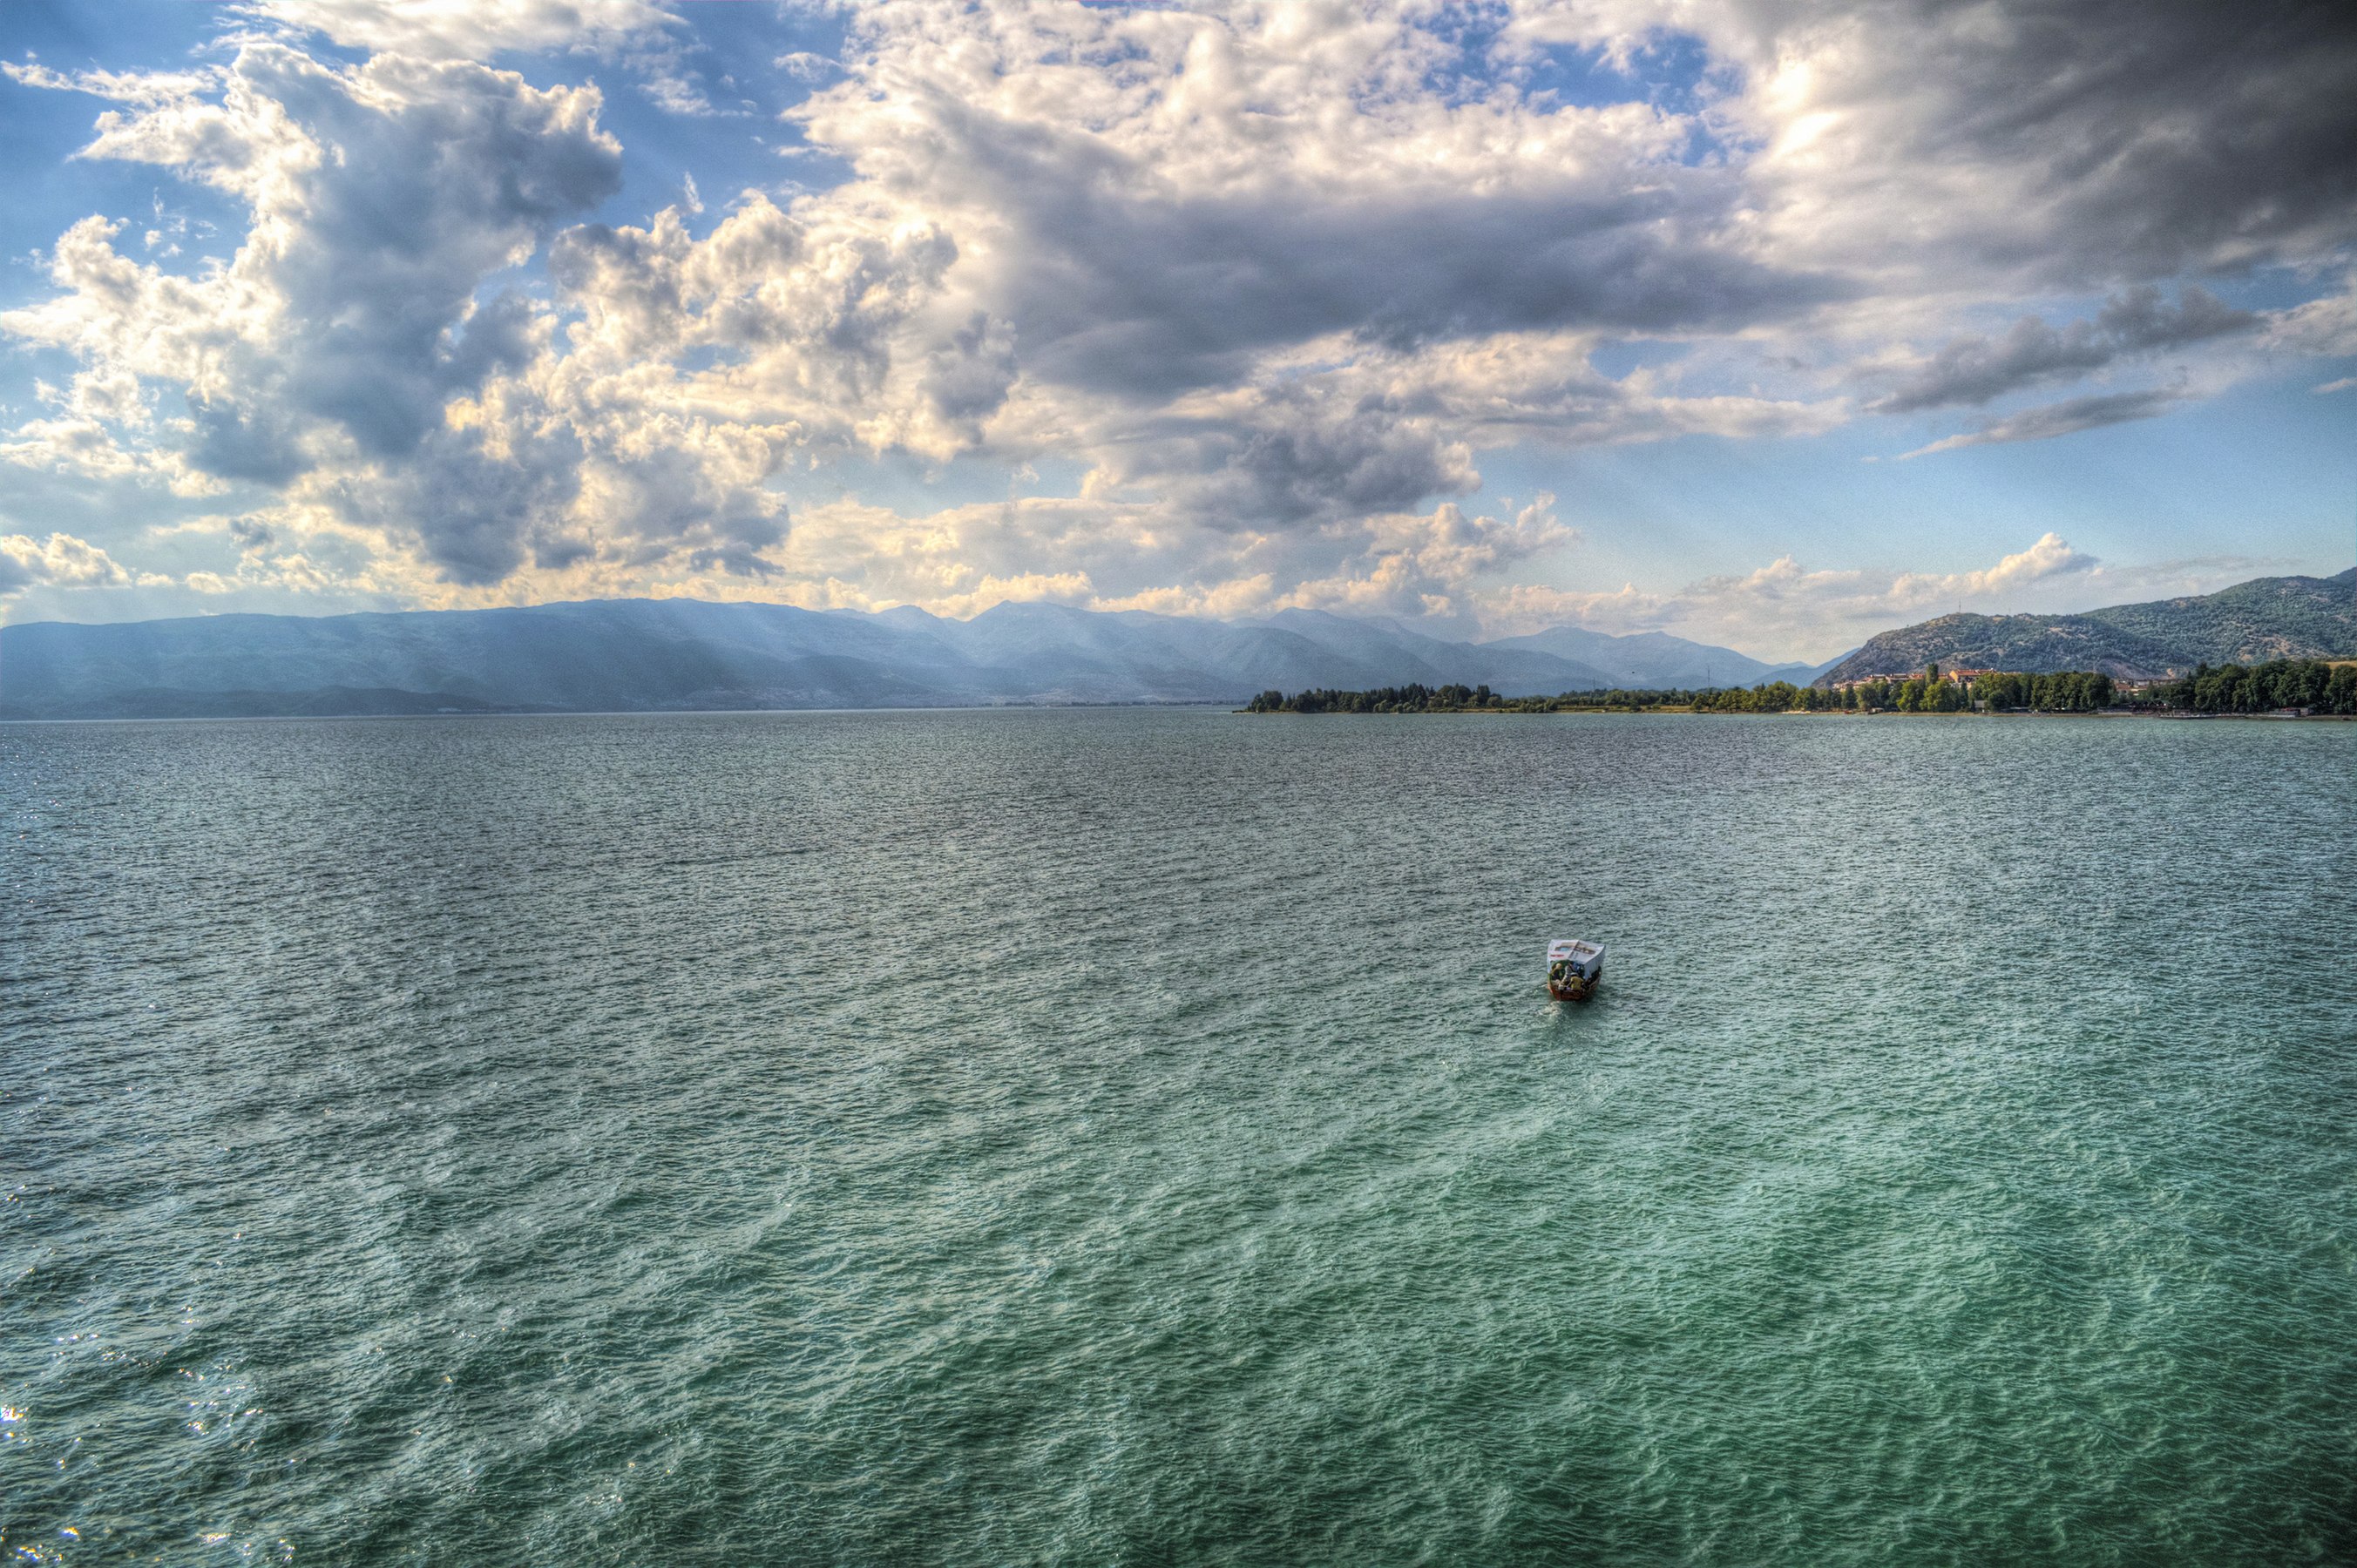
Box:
1243;678;1980;714
1627;674;2022;712
1244;683;1507;713
1966;670;2116;711
1247;674;2022;713
1244;683;1767;713
2150;659;2357;713
1243;659;2355;716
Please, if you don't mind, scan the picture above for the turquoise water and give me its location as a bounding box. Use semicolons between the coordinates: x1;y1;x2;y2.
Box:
4;709;2354;1565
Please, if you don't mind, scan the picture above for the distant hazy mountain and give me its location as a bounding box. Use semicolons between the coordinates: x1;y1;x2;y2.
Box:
1;598;1654;720
21;571;2337;719
1485;624;1843;688
1251;609;1621;693
1816;569;2356;686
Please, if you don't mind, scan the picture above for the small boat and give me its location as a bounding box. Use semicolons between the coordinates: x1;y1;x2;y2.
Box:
1546;938;1604;1002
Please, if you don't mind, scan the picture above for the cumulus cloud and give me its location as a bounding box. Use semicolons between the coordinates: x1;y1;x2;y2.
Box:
248;0;674;62
7;50;621;432
3;43;622;582
1478;532;2190;659
0;532;165;594
796;3;1841;404
548;193;969;446
249;0;738;117
1685;0;2357;287
3;0;2354;623
670;481;1579;635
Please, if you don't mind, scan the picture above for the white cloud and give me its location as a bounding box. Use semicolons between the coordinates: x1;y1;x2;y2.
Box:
249;0;732;117
1479;531;2135;659
2265;282;2357;358
0;532;169;594
4;43;624;584
1690;0;2357;289
247;0;674;61
3;2;2352;625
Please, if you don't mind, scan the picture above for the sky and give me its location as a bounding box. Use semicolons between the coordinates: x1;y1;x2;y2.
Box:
0;1;2351;660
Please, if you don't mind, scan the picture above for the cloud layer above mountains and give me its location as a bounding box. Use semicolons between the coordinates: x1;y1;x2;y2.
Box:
2;0;2353;652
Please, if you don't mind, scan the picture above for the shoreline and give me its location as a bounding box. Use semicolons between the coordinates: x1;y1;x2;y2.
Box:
1235;706;2357;722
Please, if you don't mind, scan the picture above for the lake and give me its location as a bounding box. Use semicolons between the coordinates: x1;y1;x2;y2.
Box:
4;709;2354;1564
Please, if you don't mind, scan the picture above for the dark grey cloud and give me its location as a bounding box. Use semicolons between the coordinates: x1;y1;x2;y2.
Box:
438;289;546;388
0;550;37;596
333;421;588;585
11;44;629;585
1752;0;2357;286
260;51;619;462
786;0;2354;527
1875;286;2256;412
1158;383;1477;532
923;311;1019;429
10;0;2356;616
911;95;1849;400
186;391;308;484
1907;387;2186;456
797;0;2357;423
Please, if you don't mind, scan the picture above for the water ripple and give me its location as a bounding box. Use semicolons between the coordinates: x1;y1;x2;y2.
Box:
3;710;2353;1565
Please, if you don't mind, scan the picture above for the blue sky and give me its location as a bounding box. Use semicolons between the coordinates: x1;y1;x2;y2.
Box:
1;0;2351;659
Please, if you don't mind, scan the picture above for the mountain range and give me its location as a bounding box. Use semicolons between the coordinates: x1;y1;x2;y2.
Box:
0;599;1835;720
1815;569;2357;686
8;566;2343;719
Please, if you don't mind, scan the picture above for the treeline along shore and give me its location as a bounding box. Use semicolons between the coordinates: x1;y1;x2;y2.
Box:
1242;659;2357;717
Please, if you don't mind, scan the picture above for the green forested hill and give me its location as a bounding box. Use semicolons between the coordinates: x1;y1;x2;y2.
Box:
2081;570;2357;666
1817;568;2354;685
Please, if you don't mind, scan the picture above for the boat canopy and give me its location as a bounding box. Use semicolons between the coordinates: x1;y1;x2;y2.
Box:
1547;938;1604;980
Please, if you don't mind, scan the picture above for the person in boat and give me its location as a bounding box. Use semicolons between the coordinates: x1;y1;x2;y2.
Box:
1547;939;1604;1000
